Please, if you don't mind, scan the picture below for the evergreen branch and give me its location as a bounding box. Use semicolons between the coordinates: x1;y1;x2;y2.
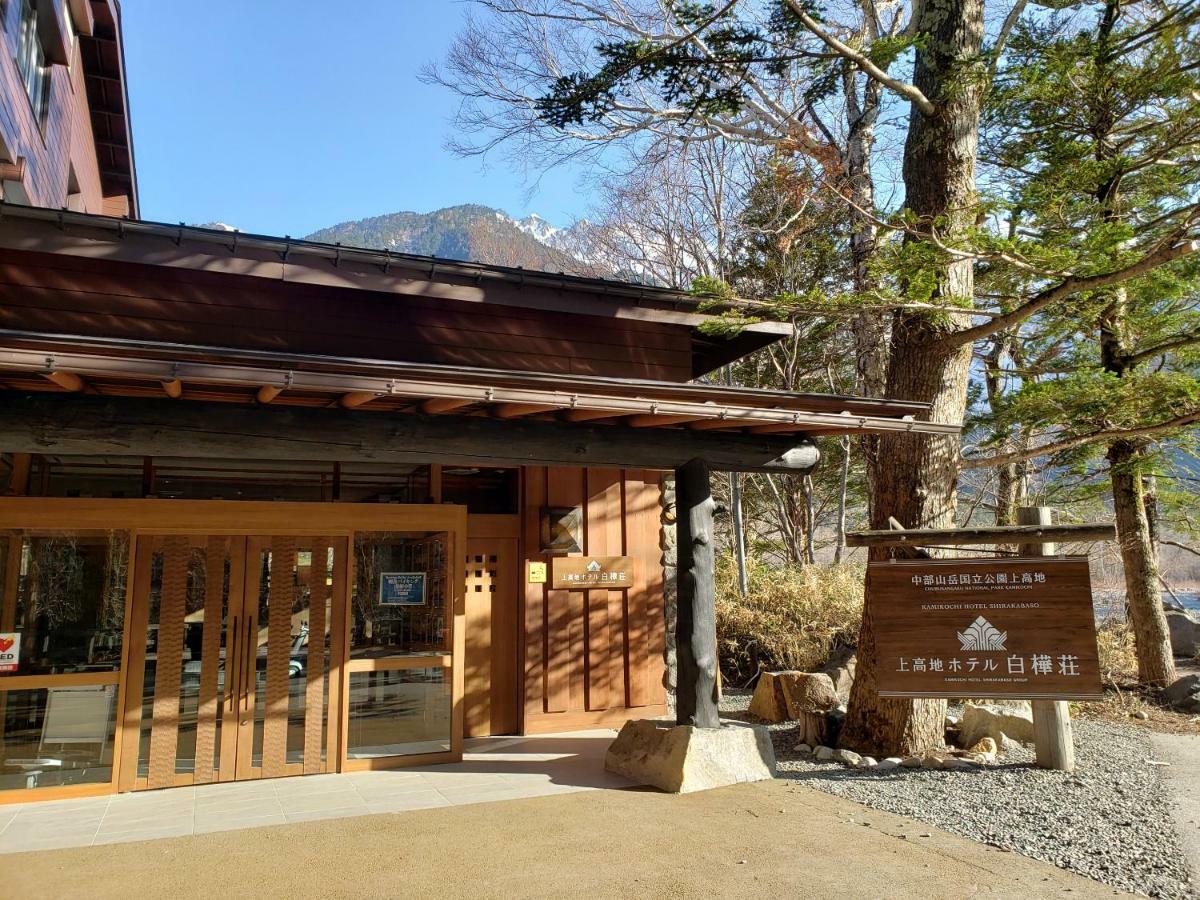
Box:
960;410;1200;470
780;0;936;116
947;238;1200;348
1126;327;1200;367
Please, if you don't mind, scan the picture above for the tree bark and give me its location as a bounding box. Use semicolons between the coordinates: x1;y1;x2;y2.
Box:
840;0;984;757
1108;439;1176;686
675;458;721;728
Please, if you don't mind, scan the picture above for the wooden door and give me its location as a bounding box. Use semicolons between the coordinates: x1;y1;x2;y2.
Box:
463;537;519;737
119;535;246;790
239;536;345;779
119;534;345;790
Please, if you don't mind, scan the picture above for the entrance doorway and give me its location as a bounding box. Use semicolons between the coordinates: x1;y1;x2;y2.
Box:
118;534;347;790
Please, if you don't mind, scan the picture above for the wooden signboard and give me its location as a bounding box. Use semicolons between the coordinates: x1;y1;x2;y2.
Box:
551;556;633;590
870;557;1103;700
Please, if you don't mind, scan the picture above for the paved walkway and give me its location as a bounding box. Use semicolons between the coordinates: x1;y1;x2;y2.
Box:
1151;731;1200;889
0;730;631;853
4;776;1123;899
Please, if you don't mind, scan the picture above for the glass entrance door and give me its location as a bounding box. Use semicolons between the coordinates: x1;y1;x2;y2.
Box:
119;535;346;790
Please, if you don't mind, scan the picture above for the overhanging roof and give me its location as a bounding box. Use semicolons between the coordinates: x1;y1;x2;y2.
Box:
0;329;958;439
0;202;783;376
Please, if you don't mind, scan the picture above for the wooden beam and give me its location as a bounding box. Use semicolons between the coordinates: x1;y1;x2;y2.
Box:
687;419;748;431
560;409;623;423
492;402;561;419
43;371;85;392
338;391;377;409
161;379;183;399
625;414;706;428
256;385;283;404
846;523;1116;548
0;393;822;474
421;398;474;415
675;458;720;728
0;158;26;182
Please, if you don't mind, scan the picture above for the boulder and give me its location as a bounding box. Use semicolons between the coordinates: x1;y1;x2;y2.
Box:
959;701;1035;748
1165;609;1200;658
967;737;998;763
814;745;836;761
876;758;901;771
1164;674;1200;713
793;742;813;755
860;756;878;769
821;647;857;704
900;756;922;768
605;719;776;794
832;748;861;767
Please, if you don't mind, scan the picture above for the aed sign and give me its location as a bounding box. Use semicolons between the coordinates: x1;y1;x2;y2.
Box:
379;572;426;607
870;557;1103;701
0;632;19;673
528;561;547;584
551;556;633;590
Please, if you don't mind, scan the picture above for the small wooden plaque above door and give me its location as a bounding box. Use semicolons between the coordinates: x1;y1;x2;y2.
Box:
551;556;633;590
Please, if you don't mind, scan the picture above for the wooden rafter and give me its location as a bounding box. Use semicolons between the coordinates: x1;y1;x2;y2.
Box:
492;402;562;418
161;379;183;398
421;398;475;415
43;370;85;392
338;391;377;409
256;385;283;404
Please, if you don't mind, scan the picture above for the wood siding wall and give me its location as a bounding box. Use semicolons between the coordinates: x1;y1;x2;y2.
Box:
522;466;667;733
0;0;105;211
0;250;696;380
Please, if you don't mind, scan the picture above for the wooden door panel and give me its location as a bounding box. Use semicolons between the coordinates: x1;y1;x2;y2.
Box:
464;537;518;737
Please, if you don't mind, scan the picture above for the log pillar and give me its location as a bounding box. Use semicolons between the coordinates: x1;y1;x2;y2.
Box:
675;457;720;728
1018;506;1075;773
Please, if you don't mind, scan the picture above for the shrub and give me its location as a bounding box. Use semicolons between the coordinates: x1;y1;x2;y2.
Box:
715;554;864;686
1094;617;1140;685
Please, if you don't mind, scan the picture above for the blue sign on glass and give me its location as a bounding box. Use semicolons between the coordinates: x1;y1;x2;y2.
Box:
379;572;426;606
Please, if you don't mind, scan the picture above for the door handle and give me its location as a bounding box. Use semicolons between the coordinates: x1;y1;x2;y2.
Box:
242;617;254;710
227;615;238;705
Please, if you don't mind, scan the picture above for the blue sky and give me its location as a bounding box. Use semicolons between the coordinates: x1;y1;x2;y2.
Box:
121;1;591;236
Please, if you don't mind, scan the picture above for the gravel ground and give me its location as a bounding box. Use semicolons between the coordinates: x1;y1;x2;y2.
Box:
723;689;1195;899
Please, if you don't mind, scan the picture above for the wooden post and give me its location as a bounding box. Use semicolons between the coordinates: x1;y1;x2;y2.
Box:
675;458;720;728
1018;506;1075;772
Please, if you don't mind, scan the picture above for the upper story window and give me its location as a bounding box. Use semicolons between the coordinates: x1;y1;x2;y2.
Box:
15;0;50;127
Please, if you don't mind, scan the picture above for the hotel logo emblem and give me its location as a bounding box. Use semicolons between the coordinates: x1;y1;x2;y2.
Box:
957;616;1007;651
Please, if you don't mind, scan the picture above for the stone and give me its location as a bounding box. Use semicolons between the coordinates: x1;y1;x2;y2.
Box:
860;756;878;768
1132;710;1149;721
1165;609;1200;658
959;701;1035;748
793;742;813;755
998;733;1020;752
748;671;839;723
832;748;861;767
1164;674;1200;713
605;719;776;794
967;737;998;763
821;647;857;704
814;745;836;760
900;755;922;768
875;758;900;771
921;753;946;770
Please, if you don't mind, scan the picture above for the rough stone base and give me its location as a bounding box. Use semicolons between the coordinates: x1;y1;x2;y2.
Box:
605;719;776;793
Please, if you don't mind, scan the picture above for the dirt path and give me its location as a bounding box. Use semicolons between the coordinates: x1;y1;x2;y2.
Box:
5;780;1126;899
1152;731;1200;892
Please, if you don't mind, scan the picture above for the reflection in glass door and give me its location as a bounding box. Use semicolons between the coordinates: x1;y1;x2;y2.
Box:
120;535;346;790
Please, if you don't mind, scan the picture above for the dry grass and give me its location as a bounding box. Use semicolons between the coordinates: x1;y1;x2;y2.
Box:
715;556;864;686
1076;617;1200;733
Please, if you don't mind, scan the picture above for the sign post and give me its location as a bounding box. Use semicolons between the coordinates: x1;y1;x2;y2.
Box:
1020;506;1075;772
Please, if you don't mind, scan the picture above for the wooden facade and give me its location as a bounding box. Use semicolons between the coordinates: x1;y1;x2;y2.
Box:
521;467;667;734
0;0;135;215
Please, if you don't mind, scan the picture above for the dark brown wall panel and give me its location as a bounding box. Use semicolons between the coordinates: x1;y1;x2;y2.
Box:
0;251;695;380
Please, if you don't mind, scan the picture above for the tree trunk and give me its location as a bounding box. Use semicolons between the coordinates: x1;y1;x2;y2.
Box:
840;0;984;757
1100;286;1176;686
1108;440;1176;686
675;458;721;728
